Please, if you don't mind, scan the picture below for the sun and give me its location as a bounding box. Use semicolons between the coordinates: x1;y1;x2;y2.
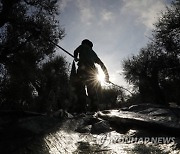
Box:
97;66;106;86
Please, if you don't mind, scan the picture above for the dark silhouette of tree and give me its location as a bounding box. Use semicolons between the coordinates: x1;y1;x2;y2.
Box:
153;0;180;104
154;0;180;57
123;43;166;104
0;0;66;110
123;0;180;105
35;56;69;113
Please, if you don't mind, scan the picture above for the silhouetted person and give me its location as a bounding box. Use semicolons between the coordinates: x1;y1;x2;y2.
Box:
74;39;109;112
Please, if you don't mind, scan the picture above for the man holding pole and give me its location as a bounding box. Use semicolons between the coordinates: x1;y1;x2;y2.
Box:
74;39;109;112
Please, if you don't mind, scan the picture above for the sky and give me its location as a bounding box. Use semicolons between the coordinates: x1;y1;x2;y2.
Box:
56;0;173;89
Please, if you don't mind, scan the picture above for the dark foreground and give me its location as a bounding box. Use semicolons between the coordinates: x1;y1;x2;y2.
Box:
0;104;180;154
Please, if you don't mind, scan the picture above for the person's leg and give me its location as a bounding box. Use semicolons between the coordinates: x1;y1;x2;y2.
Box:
75;67;87;113
76;82;87;113
86;80;102;112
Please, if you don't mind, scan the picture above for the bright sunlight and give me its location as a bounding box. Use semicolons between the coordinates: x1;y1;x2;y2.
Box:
96;65;106;86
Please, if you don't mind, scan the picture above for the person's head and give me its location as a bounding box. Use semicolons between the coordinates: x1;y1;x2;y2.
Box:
81;39;93;48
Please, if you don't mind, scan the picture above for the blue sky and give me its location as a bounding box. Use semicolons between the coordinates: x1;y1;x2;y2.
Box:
57;0;173;88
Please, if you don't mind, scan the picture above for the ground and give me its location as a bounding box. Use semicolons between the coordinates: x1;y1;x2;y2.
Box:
0;104;180;153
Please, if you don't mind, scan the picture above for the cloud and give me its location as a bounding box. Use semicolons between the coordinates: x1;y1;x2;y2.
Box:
101;9;115;22
59;0;169;86
75;0;116;26
76;0;94;25
121;0;166;29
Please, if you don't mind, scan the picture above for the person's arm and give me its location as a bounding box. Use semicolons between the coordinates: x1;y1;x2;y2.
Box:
98;60;109;82
94;52;109;82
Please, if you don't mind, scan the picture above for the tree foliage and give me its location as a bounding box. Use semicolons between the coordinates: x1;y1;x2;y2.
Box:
0;0;68;111
35;56;69;112
123;0;180;105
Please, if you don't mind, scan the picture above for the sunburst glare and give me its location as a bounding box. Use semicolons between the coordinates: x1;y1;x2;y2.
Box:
97;66;106;86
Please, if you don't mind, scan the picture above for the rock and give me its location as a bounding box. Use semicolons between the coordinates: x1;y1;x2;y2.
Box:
75;114;101;133
52;109;73;119
64;111;74;118
128;104;163;112
76;125;92;133
98;110;180;136
83;116;101;126
91;120;112;134
101;110;111;114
